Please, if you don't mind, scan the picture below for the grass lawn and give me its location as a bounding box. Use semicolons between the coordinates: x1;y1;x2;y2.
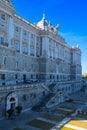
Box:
68;120;87;129
52;109;71;115
61;126;75;130
26;119;54;129
43;113;63;122
61;120;87;130
76;113;87;118
59;104;76;110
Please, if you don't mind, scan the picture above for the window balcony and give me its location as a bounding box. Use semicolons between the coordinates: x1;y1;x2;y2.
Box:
56;58;62;63
23;52;28;55
0;42;8;47
0;24;6;31
16;50;20;53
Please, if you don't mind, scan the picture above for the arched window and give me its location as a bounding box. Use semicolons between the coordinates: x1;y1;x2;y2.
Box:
10;97;15;102
0;36;4;45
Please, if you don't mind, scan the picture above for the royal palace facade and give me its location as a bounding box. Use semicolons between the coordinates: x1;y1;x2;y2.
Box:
0;0;82;117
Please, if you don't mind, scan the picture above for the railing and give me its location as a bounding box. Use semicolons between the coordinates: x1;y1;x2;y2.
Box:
23;52;28;55
0;24;7;31
0;42;8;47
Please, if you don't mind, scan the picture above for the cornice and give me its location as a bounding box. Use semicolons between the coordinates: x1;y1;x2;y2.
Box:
0;0;16;16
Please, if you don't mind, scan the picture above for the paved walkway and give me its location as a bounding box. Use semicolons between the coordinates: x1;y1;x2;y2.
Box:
37;117;57;124
0;110;42;130
51;117;71;130
57;107;72;111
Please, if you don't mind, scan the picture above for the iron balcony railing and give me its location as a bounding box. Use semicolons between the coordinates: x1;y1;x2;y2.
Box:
0;42;8;47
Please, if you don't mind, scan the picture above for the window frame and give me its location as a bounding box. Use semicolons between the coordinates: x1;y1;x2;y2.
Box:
1;14;5;20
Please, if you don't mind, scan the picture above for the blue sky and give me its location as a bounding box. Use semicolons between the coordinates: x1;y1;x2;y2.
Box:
13;0;87;74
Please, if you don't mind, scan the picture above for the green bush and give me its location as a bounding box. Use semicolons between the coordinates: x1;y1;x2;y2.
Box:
16;106;22;114
7;109;14;118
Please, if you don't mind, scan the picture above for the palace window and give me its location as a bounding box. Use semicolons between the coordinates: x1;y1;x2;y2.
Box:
24;31;27;35
1;74;5;80
30;50;34;56
31;75;33;79
2;56;6;65
23;94;27;101
15;43;20;52
16;61;18;68
1;14;5;20
15;27;19;32
23;46;28;54
31;33;34;38
15;74;18;79
50;75;52;79
57;75;59;79
0;37;4;44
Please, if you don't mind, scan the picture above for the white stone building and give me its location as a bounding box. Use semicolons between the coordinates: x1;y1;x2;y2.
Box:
0;0;82;85
0;0;82;117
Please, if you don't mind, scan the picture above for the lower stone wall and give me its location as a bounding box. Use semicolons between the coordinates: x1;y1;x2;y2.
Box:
0;83;48;118
0;80;82;118
53;80;82;94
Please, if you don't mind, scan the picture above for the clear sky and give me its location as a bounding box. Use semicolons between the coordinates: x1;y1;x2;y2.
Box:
13;0;87;74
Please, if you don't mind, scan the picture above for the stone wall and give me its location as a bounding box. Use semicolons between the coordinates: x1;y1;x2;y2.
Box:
0;83;48;118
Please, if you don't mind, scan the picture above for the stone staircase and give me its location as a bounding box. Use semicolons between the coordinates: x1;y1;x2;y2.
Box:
32;92;54;111
48;83;56;91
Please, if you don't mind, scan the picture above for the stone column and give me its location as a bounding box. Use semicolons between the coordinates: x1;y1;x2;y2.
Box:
8;16;14;47
42;36;45;56
53;41;55;58
42;36;49;57
34;35;36;56
52;42;53;58
55;42;57;59
46;37;49;57
20;28;23;53
58;47;60;59
28;32;31;55
54;42;56;59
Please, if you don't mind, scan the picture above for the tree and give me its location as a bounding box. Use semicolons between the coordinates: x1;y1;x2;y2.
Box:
83;73;87;79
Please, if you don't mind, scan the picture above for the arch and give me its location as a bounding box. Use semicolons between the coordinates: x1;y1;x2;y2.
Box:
6;92;18;111
10;97;15;102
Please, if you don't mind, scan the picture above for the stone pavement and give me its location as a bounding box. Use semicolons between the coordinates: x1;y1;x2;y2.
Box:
0;110;42;130
51;117;71;130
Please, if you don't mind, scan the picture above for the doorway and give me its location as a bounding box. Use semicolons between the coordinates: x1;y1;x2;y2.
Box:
10;97;16;110
23;74;26;83
6;93;18;111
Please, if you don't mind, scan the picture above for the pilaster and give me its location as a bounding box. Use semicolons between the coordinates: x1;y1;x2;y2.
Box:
34;35;36;56
8;16;14;47
28;32;31;55
20;28;22;53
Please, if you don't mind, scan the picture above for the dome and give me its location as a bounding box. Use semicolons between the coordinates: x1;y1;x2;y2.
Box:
37;14;59;33
37;14;49;30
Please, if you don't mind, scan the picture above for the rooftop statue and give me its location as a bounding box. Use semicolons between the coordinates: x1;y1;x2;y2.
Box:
37;14;59;34
1;0;13;6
